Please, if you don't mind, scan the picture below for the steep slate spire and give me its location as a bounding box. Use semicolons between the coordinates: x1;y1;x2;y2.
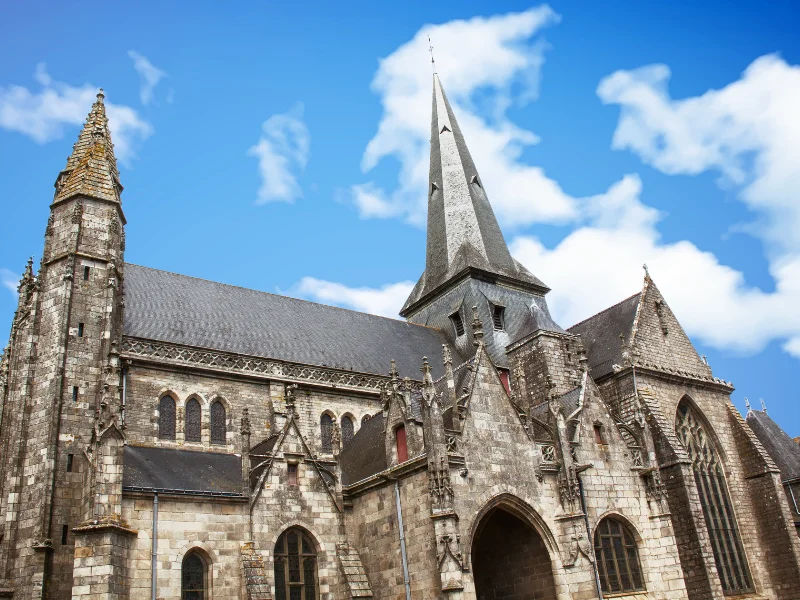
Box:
401;74;547;316
53;89;123;205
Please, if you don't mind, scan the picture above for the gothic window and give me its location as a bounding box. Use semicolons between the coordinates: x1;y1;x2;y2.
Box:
274;528;318;600
594;517;644;595
341;415;354;446
158;395;176;441
210;400;226;445
675;400;753;594
182;551;207;600
185;398;202;443
320;413;333;454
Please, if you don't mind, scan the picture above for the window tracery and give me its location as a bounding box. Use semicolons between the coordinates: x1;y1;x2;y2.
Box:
594;517;644;595
274;528;318;600
185;398;202;443
158;395;176;441
320;413;333;454
675;401;753;594
341;415;354;445
182;551;206;600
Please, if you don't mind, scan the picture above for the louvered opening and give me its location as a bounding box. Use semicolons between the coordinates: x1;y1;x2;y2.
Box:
492;305;505;331
450;311;465;337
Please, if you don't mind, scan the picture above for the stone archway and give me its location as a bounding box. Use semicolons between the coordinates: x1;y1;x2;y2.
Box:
471;508;557;600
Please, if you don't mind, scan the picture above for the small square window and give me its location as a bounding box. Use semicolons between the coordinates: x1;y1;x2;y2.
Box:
66;454;74;472
83;266;90;281
77;323;84;338
287;463;298;486
450;311;465;337
492;305;505;331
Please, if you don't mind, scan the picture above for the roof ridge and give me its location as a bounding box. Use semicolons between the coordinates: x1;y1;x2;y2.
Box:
125;263;441;331
566;292;640;331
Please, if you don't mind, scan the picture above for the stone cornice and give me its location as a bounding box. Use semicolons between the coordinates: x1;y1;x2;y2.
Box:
121;336;424;396
604;362;734;393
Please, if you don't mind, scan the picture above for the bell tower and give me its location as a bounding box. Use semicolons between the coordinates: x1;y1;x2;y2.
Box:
0;90;128;598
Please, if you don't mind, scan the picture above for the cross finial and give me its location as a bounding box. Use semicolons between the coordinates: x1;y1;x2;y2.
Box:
643;263;649;278
744;397;751;412
96;88;105;103
428;35;436;74
760;398;767;414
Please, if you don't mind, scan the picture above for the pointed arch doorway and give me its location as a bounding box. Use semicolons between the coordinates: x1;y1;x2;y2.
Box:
471;507;557;600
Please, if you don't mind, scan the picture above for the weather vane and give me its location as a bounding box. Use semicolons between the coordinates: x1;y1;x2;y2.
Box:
428;35;436;74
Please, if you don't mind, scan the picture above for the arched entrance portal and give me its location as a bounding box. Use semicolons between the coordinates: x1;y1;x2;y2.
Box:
472;508;557;600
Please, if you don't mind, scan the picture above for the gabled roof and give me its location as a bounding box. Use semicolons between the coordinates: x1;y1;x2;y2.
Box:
746;409;800;482
122;445;243;496
123;264;458;379
340;413;387;485
401;75;547;316
567;293;640;380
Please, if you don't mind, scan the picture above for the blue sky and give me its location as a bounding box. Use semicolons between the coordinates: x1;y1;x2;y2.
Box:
1;1;798;435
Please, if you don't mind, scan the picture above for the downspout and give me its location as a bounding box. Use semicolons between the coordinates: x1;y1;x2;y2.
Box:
394;480;412;600
578;475;603;600
151;493;158;600
121;362;127;429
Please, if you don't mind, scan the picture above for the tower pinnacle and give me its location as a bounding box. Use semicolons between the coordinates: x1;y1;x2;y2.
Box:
400;74;547;317
53;88;122;205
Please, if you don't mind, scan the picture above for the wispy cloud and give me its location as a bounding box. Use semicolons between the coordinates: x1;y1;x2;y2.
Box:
0;63;153;165
128;51;167;106
248;103;310;204
0;269;19;297
290;277;414;318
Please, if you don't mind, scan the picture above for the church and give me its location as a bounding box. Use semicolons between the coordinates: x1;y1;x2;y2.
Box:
1;72;799;600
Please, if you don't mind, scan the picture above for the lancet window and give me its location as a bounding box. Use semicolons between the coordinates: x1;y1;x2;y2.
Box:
210;400;226;445
181;551;207;600
320;413;333;454
185;398;202;443
341;415;354;446
675;400;753;594
274;528;318;600
158;395;176;441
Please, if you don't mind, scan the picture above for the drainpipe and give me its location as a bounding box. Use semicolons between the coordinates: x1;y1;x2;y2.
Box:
121;362;127;428
394;480;412;600
151;493;158;600
578;476;603;600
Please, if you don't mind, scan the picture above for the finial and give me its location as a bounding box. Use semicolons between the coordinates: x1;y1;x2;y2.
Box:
442;344;452;367
643;263;649;278
744;397;751;412
96;88;105;103
421;356;433;383
428;35;436;74
390;359;399;380
24;256;33;276
760;398;767;414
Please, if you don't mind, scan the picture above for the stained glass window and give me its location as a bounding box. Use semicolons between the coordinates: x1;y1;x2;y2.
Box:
274;528;318;600
185;398;202;443
159;395;176;441
594;517;644;595
341;415;354;446
182;552;206;600
675;400;753;594
320;414;333;454
210;401;226;445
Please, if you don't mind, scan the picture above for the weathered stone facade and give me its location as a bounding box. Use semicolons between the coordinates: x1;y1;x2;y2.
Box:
0;77;799;600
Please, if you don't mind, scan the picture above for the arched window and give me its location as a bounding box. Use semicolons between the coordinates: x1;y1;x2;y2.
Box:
210;401;226;445
594;517;644;594
675;401;753;594
320;413;333;454
274;528;318;600
158;395;176;441
182;551;207;599
361;414;370;426
185;398;202;443
341;415;354;445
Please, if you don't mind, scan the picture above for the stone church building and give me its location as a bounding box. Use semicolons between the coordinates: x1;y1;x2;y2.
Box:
1;73;799;600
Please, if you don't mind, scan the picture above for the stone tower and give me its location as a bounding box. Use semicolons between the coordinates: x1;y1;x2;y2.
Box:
0;90;129;598
400;74;563;368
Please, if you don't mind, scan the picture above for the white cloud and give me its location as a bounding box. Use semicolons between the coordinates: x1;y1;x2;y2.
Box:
352;7;579;228
291;277;414;319
0;269;19;297
248;103;310;204
0;63;153;165
128;51;167;105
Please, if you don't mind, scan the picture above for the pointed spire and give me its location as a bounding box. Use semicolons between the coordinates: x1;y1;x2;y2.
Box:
401;74;547;316
54;89;122;205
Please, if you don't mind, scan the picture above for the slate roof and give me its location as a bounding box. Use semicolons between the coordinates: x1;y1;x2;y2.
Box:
122;445;243;496
567;293;640;380
340;413;387;485
401;75;548;316
123;264;457;379
746;410;800;482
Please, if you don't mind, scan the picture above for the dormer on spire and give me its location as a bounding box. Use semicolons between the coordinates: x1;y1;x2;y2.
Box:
53;88;123;206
